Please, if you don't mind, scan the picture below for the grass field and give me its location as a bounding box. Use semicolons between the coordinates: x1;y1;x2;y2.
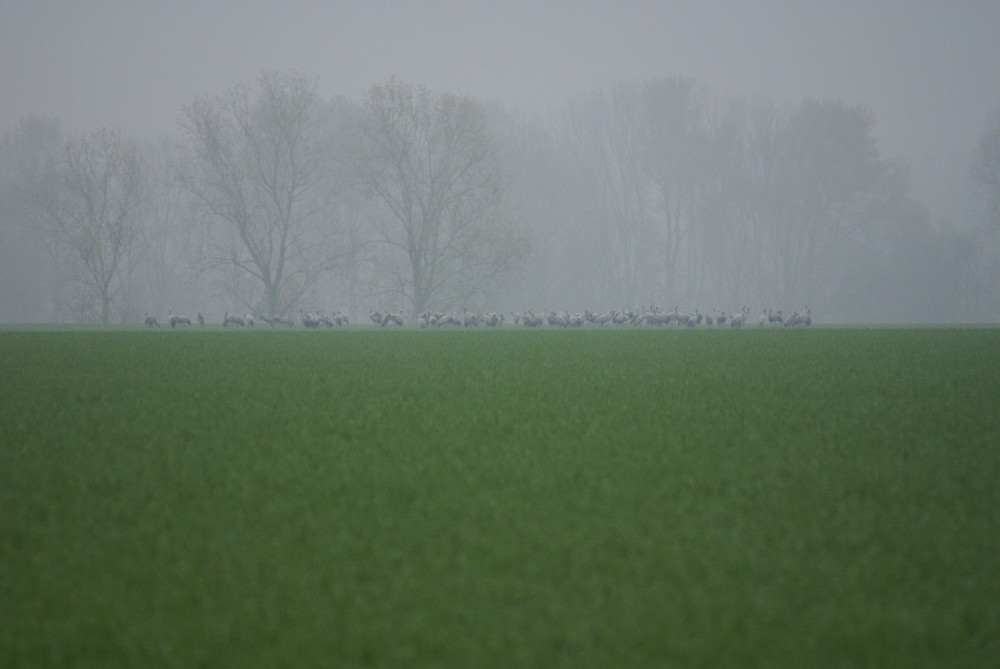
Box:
1;326;999;667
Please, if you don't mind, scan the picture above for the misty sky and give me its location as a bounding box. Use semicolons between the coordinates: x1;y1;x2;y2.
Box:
2;1;999;216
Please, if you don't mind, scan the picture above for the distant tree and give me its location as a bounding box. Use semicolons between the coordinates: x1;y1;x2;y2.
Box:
141;137;200;318
773;99;904;307
43;127;148;323
179;70;342;316
555;84;913;317
971;103;1000;229
565;82;657;307
351;79;526;316
695;97;759;307
639;76;710;302
502;115;590;311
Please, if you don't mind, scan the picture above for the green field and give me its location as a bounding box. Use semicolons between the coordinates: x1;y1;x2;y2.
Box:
1;327;998;667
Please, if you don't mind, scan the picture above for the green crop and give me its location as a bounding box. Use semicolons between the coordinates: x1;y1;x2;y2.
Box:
2;327;998;667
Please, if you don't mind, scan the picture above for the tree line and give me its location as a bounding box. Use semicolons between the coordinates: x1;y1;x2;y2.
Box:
1;71;998;323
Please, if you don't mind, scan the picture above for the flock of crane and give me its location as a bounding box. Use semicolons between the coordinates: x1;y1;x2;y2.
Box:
143;306;812;329
408;306;812;328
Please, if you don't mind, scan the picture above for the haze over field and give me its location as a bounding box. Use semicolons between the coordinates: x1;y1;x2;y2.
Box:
4;2;997;203
2;1;999;323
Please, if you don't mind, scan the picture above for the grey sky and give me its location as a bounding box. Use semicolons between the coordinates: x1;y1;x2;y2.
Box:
2;1;999;213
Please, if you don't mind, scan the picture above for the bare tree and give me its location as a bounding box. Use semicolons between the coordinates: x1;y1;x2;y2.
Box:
43;127;147;323
141;137;200;317
352;79;526;316
565;82;657;307
639;77;711;303
504;117;592;311
695;97;758;307
776;99;903;307
179;71;342;316
741;102;797;306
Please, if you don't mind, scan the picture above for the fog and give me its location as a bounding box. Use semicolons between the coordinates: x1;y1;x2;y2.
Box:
2;1;999;323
